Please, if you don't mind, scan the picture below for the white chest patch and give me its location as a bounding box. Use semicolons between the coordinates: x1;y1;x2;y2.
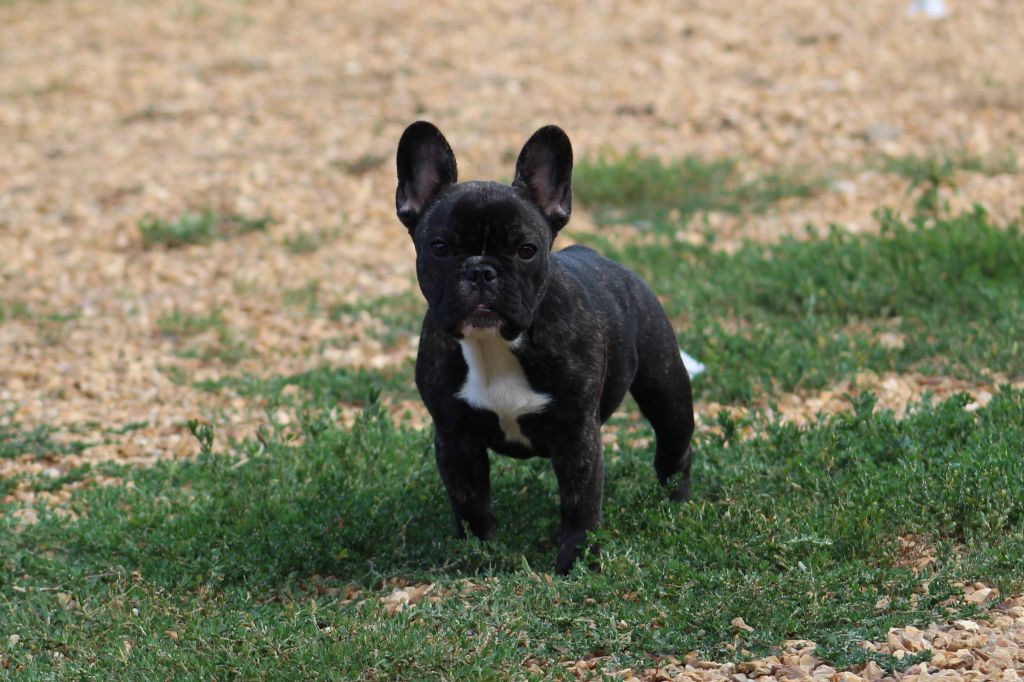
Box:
457;332;551;447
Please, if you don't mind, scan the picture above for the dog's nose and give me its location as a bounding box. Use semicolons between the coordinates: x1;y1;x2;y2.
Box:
464;262;497;285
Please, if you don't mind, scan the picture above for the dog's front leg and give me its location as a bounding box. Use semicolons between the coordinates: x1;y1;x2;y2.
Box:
550;426;605;575
435;431;495;541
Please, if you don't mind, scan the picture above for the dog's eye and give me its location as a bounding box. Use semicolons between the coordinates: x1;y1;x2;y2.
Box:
517;243;537;260
430;240;449;257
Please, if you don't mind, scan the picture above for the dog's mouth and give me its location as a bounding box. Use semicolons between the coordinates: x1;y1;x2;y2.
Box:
459;305;502;335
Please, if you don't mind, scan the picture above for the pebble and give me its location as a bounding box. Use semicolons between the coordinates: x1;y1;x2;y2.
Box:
630;589;1024;682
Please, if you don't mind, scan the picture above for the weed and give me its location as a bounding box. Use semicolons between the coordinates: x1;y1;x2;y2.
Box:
176;333;251;365
575;207;1024;403
882;149;1018;184
155;305;251;365
0;301;78;345
194;363;417;409
156;307;226;337
282;279;321;314
281;228;339;254
32;464;92;492
2;389;1022;677
881;150;1019;218
327;292;423;348
157;364;190;385
575;152;820;223
138;209;272;248
0;300;30;324
0;408;92;459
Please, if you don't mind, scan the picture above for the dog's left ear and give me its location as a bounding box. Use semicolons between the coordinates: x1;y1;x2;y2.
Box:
513;125;573;234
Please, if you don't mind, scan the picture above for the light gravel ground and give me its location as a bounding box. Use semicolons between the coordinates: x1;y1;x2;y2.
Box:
1;2;1023;677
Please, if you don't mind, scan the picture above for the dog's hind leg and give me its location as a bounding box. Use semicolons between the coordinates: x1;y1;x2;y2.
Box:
629;320;696;502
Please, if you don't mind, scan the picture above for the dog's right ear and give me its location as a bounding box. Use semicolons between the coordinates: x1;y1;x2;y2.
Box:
395;121;458;232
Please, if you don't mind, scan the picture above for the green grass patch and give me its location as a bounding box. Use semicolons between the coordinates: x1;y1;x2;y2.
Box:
138;209;272;249
0;300;31;324
156;307;226;338
0;409;93;460
879;150;1018;217
175;335;251;366
881;149;1019;185
327;292;423;349
282;279;321;314
3;389;1022;677
574;153;820;223
281;228;339;254
31;464;93;493
195;363;417;411
575;207;1023;403
0;300;79;345
156;306;251;365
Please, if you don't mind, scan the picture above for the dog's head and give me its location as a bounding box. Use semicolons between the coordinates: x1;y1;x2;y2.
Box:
396;122;573;340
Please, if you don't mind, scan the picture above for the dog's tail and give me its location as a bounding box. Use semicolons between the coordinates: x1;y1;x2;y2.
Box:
680;350;705;377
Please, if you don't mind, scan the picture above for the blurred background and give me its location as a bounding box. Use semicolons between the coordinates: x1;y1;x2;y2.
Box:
1;0;1022;469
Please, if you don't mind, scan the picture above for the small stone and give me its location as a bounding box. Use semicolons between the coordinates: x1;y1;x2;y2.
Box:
863;122;903;145
773;664;810;681
810;664;835;678
731;617;754;633
737;661;771;676
964;587;994;604
831;179;858;197
861;662;884;681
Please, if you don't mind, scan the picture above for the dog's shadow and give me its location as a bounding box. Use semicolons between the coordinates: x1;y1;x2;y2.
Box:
50;417;584;592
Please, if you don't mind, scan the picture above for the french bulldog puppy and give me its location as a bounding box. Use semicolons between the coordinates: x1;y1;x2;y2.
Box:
396;121;695;574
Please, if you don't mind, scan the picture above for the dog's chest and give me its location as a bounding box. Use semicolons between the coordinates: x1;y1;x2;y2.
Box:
456;336;551;446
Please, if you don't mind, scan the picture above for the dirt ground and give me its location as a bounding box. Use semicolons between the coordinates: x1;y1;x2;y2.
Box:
2;1;1024;678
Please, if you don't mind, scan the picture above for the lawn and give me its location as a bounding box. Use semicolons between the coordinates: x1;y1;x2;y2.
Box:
2;154;1023;680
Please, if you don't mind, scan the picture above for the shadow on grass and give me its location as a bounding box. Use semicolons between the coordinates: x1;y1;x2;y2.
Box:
16;403;569;591
4;389;1024;677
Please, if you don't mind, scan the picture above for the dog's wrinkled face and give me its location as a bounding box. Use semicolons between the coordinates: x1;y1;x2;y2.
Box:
413;183;551;340
395;122;573;340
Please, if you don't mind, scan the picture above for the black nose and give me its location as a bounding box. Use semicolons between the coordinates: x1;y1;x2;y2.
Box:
465;262;497;285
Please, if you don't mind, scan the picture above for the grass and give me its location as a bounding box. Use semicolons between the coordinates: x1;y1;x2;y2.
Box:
194;363;418;410
574;206;1023;404
880;150;1018;217
327;292;423;349
881;149;1019;184
0;300;30;324
281;228;340;254
570;152;1022;403
0;300;79;345
282;279;322;314
156;305;252;365
2;388;1022;678
138;209;272;249
3;150;1023;678
574;153;821;224
0;408;93;469
156;306;226;338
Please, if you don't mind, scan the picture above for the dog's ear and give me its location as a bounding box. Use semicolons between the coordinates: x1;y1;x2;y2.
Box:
512;125;573;233
396;121;458;232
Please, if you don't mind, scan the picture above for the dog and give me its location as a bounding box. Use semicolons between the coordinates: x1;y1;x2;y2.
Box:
396;121;695;574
